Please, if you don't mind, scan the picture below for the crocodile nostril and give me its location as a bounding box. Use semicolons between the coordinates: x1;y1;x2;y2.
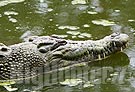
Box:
111;32;120;38
28;38;34;42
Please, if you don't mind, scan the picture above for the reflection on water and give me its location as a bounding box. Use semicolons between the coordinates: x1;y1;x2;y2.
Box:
91;0;103;13
0;0;25;7
35;0;53;14
0;0;135;92
0;52;130;92
20;26;44;39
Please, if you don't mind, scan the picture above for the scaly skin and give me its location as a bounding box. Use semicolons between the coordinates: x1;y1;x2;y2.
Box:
27;33;129;67
0;42;45;81
0;33;129;81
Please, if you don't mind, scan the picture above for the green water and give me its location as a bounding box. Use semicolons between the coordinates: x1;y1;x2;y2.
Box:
0;0;135;92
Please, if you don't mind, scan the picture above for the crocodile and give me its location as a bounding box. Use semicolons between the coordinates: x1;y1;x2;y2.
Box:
0;33;129;82
25;33;129;68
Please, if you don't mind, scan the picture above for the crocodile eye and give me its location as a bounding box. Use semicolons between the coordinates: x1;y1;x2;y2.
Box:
1;47;8;52
39;48;48;53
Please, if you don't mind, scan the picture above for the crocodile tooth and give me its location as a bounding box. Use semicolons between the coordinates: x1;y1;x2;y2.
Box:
120;47;123;51
106;48;111;55
91;51;94;59
125;44;128;47
98;54;101;60
113;42;116;47
103;53;106;58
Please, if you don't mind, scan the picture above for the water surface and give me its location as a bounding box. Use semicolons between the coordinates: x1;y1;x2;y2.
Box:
0;0;135;92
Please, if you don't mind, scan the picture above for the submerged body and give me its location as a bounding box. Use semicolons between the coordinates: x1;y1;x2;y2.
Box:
0;33;129;81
